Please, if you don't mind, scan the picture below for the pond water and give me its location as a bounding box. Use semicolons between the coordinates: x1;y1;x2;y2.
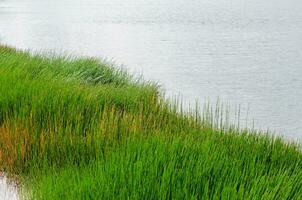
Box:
0;0;302;140
0;175;19;200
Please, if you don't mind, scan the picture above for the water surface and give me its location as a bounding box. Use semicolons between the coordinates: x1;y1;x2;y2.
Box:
0;175;19;200
0;0;302;140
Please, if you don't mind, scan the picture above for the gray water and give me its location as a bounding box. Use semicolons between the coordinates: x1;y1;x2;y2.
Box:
0;175;19;200
0;0;302;140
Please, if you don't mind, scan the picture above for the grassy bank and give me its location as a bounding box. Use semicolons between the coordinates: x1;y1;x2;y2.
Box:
0;45;301;199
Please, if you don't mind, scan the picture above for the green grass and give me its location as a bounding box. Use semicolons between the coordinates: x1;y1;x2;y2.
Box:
0;45;301;200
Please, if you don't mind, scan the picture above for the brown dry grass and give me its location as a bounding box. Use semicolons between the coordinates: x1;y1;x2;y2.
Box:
0;123;31;173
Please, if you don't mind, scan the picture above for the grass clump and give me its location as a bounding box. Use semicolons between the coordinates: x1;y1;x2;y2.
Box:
0;45;301;199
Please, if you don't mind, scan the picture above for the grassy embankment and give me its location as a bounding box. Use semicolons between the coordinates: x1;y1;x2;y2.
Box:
0;45;301;199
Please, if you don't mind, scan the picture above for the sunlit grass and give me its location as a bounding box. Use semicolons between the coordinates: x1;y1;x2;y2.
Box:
0;45;301;199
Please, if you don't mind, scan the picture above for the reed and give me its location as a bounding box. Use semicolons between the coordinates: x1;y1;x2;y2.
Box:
0;45;301;199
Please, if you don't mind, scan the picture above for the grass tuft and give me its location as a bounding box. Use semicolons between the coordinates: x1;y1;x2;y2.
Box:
0;45;301;199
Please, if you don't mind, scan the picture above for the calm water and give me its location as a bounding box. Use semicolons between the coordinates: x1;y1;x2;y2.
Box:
0;0;302;140
0;175;19;200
